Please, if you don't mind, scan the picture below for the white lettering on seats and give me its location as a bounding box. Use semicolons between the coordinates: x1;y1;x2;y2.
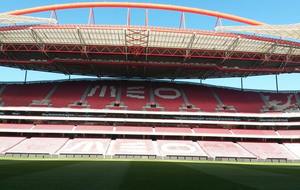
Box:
161;143;196;154
65;141;105;152
154;87;181;99
87;85;99;97
127;86;145;99
98;86;116;98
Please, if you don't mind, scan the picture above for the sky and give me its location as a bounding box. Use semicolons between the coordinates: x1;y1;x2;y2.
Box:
1;0;300;91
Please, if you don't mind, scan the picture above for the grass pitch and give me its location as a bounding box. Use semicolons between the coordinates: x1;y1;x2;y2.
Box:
0;159;300;190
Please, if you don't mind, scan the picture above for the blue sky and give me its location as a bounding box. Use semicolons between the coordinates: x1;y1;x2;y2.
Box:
1;0;300;91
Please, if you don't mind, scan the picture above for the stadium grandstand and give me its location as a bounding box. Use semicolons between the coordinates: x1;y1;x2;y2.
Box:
1;1;300;165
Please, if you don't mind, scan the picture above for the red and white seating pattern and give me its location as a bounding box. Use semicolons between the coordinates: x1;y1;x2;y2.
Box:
0;80;298;113
157;140;207;157
0;137;25;153
106;139;157;156
283;143;300;158
198;141;255;159
6;137;69;154
1;136;299;160
1;123;300;140
238;142;297;160
58;138;111;155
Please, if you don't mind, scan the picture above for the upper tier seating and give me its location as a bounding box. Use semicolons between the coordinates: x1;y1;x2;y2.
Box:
0;80;299;113
182;85;218;112
152;84;185;111
157;140;207;157
6;137;69;154
214;88;264;113
238;142;296;160
261;93;299;112
198;141;255;159
0;136;25;153
1;83;52;107
120;81;150;110
106;139;157;156
58;138;111;155
50;81;89;108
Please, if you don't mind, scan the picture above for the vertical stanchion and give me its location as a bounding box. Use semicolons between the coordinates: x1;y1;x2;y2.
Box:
241;77;244;91
275;75;279;93
24;70;28;84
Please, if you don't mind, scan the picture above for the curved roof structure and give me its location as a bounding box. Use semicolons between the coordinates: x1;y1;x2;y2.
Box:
7;2;263;25
0;2;299;78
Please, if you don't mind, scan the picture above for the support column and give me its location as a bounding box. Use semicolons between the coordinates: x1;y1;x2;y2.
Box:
275;75;279;93
240;77;244;91
24;70;28;84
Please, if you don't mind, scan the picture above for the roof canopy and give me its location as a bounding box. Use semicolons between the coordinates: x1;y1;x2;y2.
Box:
0;14;57;25
216;23;300;41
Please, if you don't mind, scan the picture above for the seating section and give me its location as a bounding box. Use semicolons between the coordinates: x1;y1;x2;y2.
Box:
1;83;52;107
33;124;75;132
193;128;231;136
120;82;150;110
115;126;153;133
74;125;114;133
6;137;69;154
157;140;207;157
238;142;296;160
231;129;278;137
0;123;34;131
198;141;255;158
155;127;192;134
183;85;218;112
86;81;118;109
1;136;300;160
58;138;111;155
0;137;25;153
215;88;264;113
261;93;298;112
283;143;300;159
0;80;299;113
277;130;300;138
106;139;157;156
152;84;185;111
50;81;89;108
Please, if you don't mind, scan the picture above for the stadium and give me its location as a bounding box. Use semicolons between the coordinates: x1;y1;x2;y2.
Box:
1;1;300;190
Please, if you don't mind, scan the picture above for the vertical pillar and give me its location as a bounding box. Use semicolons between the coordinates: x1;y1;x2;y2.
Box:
88;8;95;25
127;8;131;26
240;77;244;91
275;75;279;93
179;12;186;29
24;70;28;84
145;9;148;27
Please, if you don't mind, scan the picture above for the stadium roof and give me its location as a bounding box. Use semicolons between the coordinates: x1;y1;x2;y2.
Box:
0;14;57;25
1;2;300;78
216;23;300;41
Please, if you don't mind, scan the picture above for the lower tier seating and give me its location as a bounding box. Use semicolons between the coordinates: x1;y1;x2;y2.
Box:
1;136;299;160
6;137;69;155
197;141;255;159
238;142;297;160
58;138;111;155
